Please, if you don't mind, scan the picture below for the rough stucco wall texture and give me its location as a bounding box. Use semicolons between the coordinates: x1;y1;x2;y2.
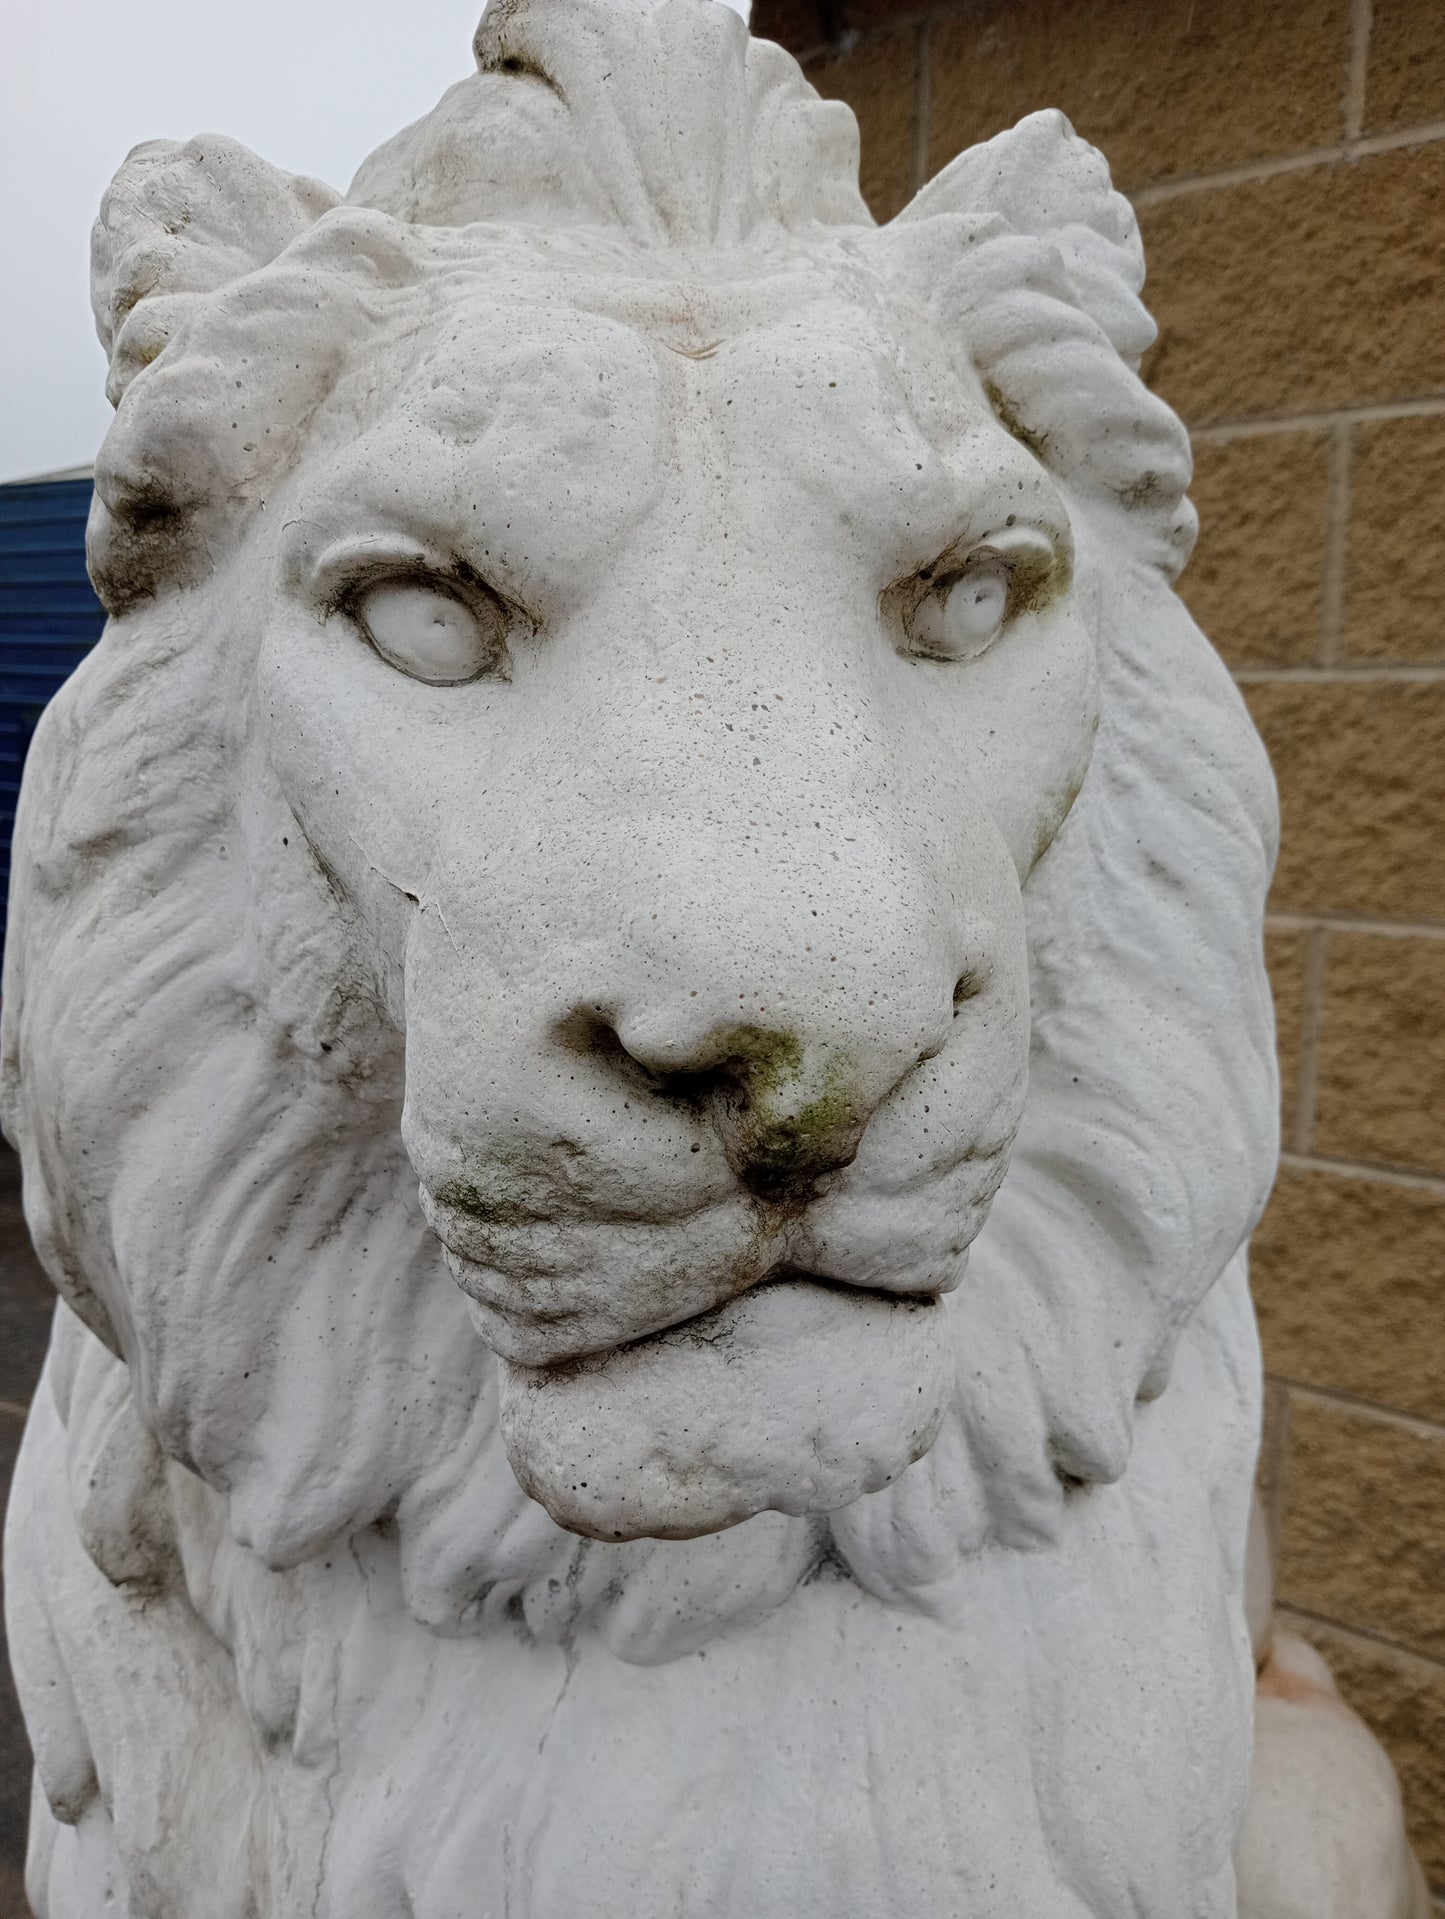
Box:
752;0;1445;1895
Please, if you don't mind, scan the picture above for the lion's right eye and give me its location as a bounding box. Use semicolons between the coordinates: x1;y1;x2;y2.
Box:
353;579;507;685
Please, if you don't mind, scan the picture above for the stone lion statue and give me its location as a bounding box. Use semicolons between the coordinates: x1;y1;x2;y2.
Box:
1;1;1420;1913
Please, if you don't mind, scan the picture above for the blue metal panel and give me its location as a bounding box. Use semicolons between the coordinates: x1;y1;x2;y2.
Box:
0;476;108;960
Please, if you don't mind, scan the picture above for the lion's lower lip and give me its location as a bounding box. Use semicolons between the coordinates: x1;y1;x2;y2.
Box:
498;1278;954;1541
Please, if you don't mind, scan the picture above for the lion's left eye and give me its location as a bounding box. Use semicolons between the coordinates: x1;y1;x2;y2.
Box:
908;559;1011;662
901;524;1064;664
353;579;506;685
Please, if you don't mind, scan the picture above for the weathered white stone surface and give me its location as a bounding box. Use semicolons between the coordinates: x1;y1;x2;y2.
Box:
1;0;1352;1911
1237;1505;1431;1919
1239;1630;1431;1919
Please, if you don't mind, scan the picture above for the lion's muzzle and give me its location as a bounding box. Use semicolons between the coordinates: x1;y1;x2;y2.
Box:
401;785;1029;1539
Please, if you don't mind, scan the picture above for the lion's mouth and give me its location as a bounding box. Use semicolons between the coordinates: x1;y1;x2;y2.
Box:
423;1178;967;1542
440;1228;951;1372
642;1263;941;1333
526;1263;935;1362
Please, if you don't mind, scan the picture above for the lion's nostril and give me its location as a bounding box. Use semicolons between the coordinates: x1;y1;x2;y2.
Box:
557;1005;747;1108
953;971;984;1015
554;1008;678;1098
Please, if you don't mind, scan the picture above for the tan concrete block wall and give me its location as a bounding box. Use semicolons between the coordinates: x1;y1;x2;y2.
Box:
751;0;1445;1890
1184;433;1332;670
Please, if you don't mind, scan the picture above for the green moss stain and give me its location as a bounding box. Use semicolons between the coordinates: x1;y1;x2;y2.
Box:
433;1179;537;1230
709;1025;803;1094
721;1034;863;1185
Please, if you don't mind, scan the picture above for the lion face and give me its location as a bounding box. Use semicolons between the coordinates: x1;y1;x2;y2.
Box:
8;1;1276;1613
256;263;1095;1536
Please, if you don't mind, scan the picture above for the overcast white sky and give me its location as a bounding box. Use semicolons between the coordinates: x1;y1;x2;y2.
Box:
1;0;751;486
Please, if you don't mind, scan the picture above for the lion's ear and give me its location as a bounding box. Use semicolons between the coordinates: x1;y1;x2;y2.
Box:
92;135;339;406
87;139;342;613
876;109;1192;576
893;109;1153;371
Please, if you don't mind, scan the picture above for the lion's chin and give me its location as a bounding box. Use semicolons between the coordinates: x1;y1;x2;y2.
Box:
497;1278;952;1541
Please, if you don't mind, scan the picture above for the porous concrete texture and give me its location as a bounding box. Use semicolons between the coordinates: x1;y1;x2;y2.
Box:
1252;1168;1445;1425
1184;433;1332;671
1278;1397;1445;1663
751;0;1445;1894
1313;934;1445;1174
1141;145;1445;423
1347;414;1445;662
925;0;1353;195
1367;0;1445;133
1246;682;1445;922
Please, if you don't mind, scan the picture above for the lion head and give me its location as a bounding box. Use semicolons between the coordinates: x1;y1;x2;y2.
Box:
3;0;1276;1651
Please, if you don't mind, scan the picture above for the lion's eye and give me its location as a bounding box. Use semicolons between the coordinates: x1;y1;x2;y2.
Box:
908;557;1011;662
353;579;506;685
900;524;1064;664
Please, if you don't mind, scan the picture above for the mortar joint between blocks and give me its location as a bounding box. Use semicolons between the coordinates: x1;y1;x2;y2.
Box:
1345;0;1373;145
911;16;932;198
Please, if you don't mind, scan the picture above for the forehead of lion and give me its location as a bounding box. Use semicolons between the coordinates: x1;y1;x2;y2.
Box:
270;229;1023;588
292;219;961;444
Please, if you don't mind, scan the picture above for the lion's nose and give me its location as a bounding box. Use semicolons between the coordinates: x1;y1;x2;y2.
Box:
610;1016;876;1201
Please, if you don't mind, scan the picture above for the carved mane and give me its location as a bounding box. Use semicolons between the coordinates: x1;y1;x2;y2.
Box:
4;21;1277;1916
